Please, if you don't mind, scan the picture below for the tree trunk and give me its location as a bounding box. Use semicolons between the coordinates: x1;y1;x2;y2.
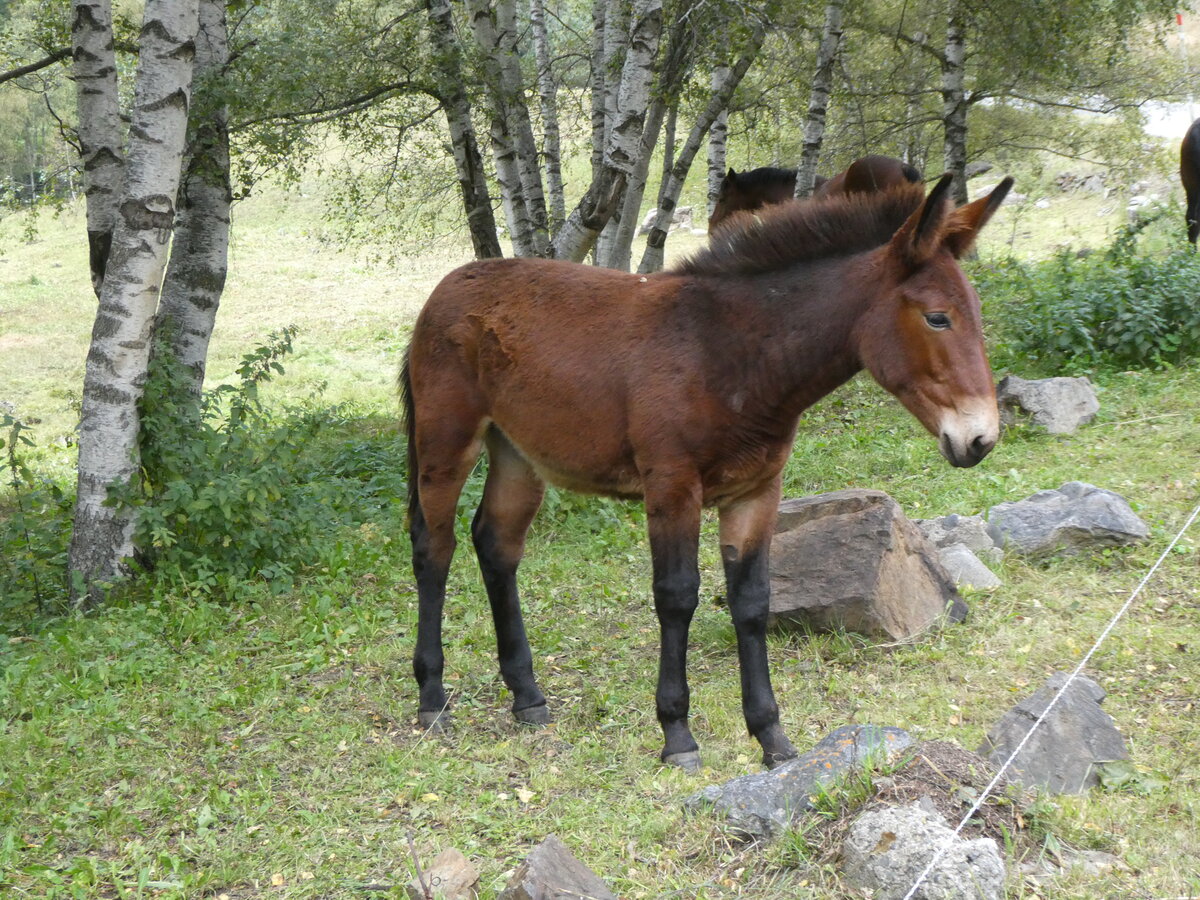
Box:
425;0;502;259
638;20;765;273
941;3;969;205
71;0;125;297
468;0;549;256
69;0;198;606
588;0;607;184
530;0;565;233
593;0;635;265
795;0;844;199
707;69;729;220
155;0;230;401
554;0;662;263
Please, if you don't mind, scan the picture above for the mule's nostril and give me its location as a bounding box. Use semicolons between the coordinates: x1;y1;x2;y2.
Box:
970;434;995;459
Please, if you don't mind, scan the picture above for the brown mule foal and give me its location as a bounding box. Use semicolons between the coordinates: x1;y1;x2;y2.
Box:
403;173;1013;771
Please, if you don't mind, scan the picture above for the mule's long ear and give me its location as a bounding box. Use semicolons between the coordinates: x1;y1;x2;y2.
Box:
945;176;1014;258
891;173;954;268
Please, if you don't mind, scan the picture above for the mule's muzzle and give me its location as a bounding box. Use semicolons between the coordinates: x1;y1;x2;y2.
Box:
939;430;996;468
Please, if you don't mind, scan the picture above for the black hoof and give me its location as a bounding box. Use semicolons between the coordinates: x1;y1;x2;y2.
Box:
514;703;551;727
663;750;702;773
418;709;453;733
763;749;797;770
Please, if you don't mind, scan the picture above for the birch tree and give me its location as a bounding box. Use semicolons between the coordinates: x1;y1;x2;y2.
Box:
638;19;766;273
794;0;844;199
154;0;229;401
554;0;663;263
530;0;565;233
70;0;124;297
940;0;968;204
69;0;198;605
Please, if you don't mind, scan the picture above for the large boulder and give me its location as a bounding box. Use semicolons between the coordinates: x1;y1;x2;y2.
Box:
770;490;966;640
978;672;1129;794
996;375;1099;434
842;802;1006;900
686;725;913;840
987;482;1148;557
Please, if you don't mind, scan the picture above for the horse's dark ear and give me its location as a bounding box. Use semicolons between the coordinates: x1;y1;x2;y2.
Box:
891;173;954;267
727;167;737;178
944;176;1014;258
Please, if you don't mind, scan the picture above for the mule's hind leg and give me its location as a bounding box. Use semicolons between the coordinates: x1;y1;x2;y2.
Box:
410;412;485;732
473;428;549;725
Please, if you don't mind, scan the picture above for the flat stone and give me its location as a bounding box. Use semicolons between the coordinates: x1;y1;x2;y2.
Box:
938;543;1002;589
987;481;1148;557
978;672;1129;794
915;513;1004;564
497;835;617;900
685;725;913;840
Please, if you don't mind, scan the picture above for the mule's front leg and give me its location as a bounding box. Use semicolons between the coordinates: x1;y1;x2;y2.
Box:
646;482;703;772
719;482;798;768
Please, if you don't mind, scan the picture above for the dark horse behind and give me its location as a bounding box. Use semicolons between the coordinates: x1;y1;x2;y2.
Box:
1182;117;1200;245
402;174;1012;771
709;154;923;230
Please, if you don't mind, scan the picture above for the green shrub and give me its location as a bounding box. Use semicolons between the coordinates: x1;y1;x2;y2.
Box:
980;225;1200;373
124;328;408;593
0;415;72;624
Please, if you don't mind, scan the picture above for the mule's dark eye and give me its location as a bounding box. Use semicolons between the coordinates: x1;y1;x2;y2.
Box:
925;312;952;330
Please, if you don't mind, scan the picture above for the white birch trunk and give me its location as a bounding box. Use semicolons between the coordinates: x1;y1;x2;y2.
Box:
425;0;502;259
71;0;125;297
593;0;634;264
795;0;844;199
155;0;229;399
707;69;729;219
467;0;548;256
588;0;607;183
554;0;662;262
606;93;667;271
941;3;969;206
530;0;565;232
69;0;198;604
638;21;765;273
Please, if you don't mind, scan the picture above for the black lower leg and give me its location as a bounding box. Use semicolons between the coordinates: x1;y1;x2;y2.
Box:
724;543;797;767
411;504;452;727
472;515;547;720
652;538;701;769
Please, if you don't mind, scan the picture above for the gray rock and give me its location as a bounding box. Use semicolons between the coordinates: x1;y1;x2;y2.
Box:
938;543;1002;589
987;481;1149;557
406;848;479;900
996;375;1099;434
685;725;913;840
771;490;966;641
978;672;1129;794
842;802;1006;900
497;835;617;900
638;205;693;235
915;513;1004;564
965;161;994;179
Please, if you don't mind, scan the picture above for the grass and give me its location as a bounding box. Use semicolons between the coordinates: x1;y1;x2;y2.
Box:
1;167;1199;898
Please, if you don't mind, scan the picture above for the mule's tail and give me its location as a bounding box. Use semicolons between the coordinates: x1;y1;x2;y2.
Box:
400;345;419;527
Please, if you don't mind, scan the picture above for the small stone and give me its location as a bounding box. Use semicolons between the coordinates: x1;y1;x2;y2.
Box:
988;482;1148;557
406;848;479;900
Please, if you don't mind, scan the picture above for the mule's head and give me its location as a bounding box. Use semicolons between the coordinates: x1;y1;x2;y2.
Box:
709;168;745;232
855;174;1013;468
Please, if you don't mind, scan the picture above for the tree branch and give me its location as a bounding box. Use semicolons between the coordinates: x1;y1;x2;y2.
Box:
0;48;71;86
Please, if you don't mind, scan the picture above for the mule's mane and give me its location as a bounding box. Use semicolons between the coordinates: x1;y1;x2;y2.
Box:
730;166;796;188
675;182;928;278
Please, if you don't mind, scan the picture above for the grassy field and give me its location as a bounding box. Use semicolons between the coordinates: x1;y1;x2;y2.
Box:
1;165;1198;899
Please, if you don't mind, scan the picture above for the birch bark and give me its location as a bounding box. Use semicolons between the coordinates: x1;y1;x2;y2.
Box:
795;0;844;199
941;2;969;205
638;20;765;273
155;0;229;401
530;0;565;233
70;0;125;297
425;0;502;259
554;0;662;263
69;0;198;604
467;0;549;256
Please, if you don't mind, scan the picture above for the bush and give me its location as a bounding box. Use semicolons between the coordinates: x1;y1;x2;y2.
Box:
980;225;1200;373
123;328;408;594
